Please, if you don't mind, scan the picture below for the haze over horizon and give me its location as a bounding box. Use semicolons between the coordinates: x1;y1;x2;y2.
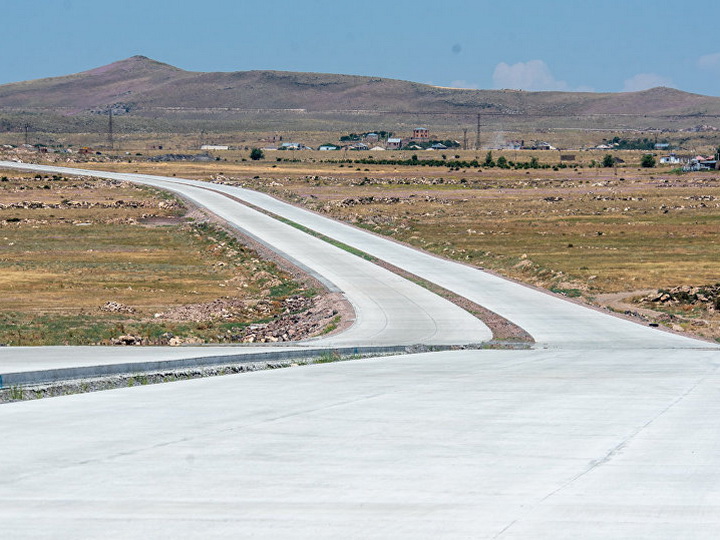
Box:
4;0;720;97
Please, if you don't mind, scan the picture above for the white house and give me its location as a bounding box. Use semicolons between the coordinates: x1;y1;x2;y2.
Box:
280;142;307;150
200;145;229;151
659;153;681;164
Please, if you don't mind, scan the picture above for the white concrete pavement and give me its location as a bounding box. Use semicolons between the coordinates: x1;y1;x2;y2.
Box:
1;162;719;538
1;348;719;538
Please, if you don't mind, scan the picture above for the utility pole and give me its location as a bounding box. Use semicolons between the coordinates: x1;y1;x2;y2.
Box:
475;113;481;150
463;129;468;151
23;123;29;146
108;109;114;150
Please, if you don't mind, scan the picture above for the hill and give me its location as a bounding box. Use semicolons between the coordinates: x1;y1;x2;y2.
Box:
1;56;719;132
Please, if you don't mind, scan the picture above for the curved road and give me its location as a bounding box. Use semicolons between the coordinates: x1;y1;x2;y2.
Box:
0;161;493;374
0;162;718;539
0;161;706;350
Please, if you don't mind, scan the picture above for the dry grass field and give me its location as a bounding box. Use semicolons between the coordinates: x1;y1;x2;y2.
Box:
0;169;311;345
48;152;720;341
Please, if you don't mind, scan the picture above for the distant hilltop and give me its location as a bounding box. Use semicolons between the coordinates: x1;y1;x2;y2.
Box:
1;56;719;131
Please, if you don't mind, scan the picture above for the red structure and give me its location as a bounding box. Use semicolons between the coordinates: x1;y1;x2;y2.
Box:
412;127;429;139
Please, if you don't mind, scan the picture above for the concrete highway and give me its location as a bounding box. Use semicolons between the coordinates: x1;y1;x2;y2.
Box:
0;161;704;349
0;161;492;379
0;162;718;538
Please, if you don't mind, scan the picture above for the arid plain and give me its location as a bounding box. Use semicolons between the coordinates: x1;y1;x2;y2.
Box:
3;142;719;344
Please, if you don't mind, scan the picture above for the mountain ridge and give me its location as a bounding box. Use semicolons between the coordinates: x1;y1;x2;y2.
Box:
1;56;718;130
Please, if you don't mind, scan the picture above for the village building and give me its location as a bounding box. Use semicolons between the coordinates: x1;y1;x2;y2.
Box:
659;153;685;165
279;142;309;150
684;157;718;171
412;127;430;139
386;137;402;150
200;145;229;150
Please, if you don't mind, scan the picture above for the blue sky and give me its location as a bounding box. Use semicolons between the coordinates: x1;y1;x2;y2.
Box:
3;0;720;95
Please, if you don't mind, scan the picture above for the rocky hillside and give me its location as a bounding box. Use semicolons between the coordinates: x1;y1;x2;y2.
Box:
1;56;719;130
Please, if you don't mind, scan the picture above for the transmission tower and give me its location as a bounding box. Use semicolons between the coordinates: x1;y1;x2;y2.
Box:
475;113;481;150
463;129;468;150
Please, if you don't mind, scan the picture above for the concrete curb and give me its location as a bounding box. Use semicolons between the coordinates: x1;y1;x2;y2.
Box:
0;345;450;387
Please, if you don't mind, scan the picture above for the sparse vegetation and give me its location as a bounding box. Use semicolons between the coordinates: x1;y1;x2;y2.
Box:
0;171;318;345
5;123;720;344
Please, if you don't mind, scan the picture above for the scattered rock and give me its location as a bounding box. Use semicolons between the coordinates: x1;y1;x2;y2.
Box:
642;284;720;312
232;295;340;343
100;301;136;314
168;336;204;346
111;334;143;346
156;297;252;323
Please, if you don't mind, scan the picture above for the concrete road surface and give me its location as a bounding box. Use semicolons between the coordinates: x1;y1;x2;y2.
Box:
1;348;720;539
0;162;718;538
0;161;703;349
0;161;491;379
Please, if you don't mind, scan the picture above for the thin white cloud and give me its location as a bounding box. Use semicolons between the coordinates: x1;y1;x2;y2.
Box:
492;60;569;91
698;52;720;72
622;73;673;92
